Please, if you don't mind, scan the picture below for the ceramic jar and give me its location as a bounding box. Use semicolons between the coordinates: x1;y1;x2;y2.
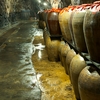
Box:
60;43;70;67
58;40;65;62
70;54;86;100
43;29;50;45
78;65;100;100
38;10;46;29
68;6;77;46
93;1;100;4
83;4;100;63
72;4;91;53
45;32;61;61
65;49;76;75
47;8;62;36
71;0;96;5
43;10;50;30
59;6;74;43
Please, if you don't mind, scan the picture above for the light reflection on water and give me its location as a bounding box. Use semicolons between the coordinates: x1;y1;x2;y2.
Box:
33;43;45;59
38;50;42;59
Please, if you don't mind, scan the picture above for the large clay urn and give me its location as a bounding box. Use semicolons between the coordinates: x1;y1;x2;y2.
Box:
58;40;65;62
45;30;51;50
43;29;50;45
38;10;44;21
47;8;62;36
45;33;61;61
60;43;70;67
65;49;76;75
59;6;75;43
78;65;100;100
43;9;51;30
83;4;100;63
38;10;46;29
70;54;86;100
72;4;91;53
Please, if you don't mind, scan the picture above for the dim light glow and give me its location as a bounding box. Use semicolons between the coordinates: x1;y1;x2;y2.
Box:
43;2;47;6
79;56;84;61
38;50;42;59
38;0;41;3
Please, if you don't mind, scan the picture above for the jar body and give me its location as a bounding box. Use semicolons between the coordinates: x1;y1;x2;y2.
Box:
43;11;49;30
65;49;76;75
58;41;65;62
61;43;70;67
47;12;62;36
78;66;100;100
70;54;86;99
59;10;72;43
68;11;76;46
83;10;100;63
72;11;87;52
46;34;61;61
38;11;44;21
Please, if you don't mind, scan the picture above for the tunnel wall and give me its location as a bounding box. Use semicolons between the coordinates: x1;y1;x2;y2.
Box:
0;0;32;28
0;0;98;28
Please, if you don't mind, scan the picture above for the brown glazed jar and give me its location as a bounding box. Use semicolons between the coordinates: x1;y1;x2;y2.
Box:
72;4;91;53
47;8;62;36
38;10;44;21
65;49;76;75
83;4;100;63
60;43;70;67
78;65;100;100
70;54;86;100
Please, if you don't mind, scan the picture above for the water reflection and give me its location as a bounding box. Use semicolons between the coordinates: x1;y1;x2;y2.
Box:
38;50;42;59
0;21;41;100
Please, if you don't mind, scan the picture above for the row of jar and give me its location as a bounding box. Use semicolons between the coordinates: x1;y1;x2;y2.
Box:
38;1;100;63
43;31;100;100
59;41;100;100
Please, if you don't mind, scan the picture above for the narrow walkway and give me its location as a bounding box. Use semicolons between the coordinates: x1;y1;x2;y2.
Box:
0;20;41;100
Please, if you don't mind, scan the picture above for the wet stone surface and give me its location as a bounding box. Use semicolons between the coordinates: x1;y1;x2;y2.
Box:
0;20;76;100
0;21;41;100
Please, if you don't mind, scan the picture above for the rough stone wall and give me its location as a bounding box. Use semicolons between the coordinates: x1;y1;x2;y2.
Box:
0;0;52;27
49;0;98;8
49;0;71;8
71;0;97;5
0;0;98;27
0;0;32;27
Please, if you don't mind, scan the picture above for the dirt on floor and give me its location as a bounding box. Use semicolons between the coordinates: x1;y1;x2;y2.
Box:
31;29;76;100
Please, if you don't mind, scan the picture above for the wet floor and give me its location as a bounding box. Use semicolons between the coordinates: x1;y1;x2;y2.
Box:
32;28;76;100
0;21;41;100
0;20;76;100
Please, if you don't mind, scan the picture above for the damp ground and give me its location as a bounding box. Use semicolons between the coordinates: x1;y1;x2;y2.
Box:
0;20;76;100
